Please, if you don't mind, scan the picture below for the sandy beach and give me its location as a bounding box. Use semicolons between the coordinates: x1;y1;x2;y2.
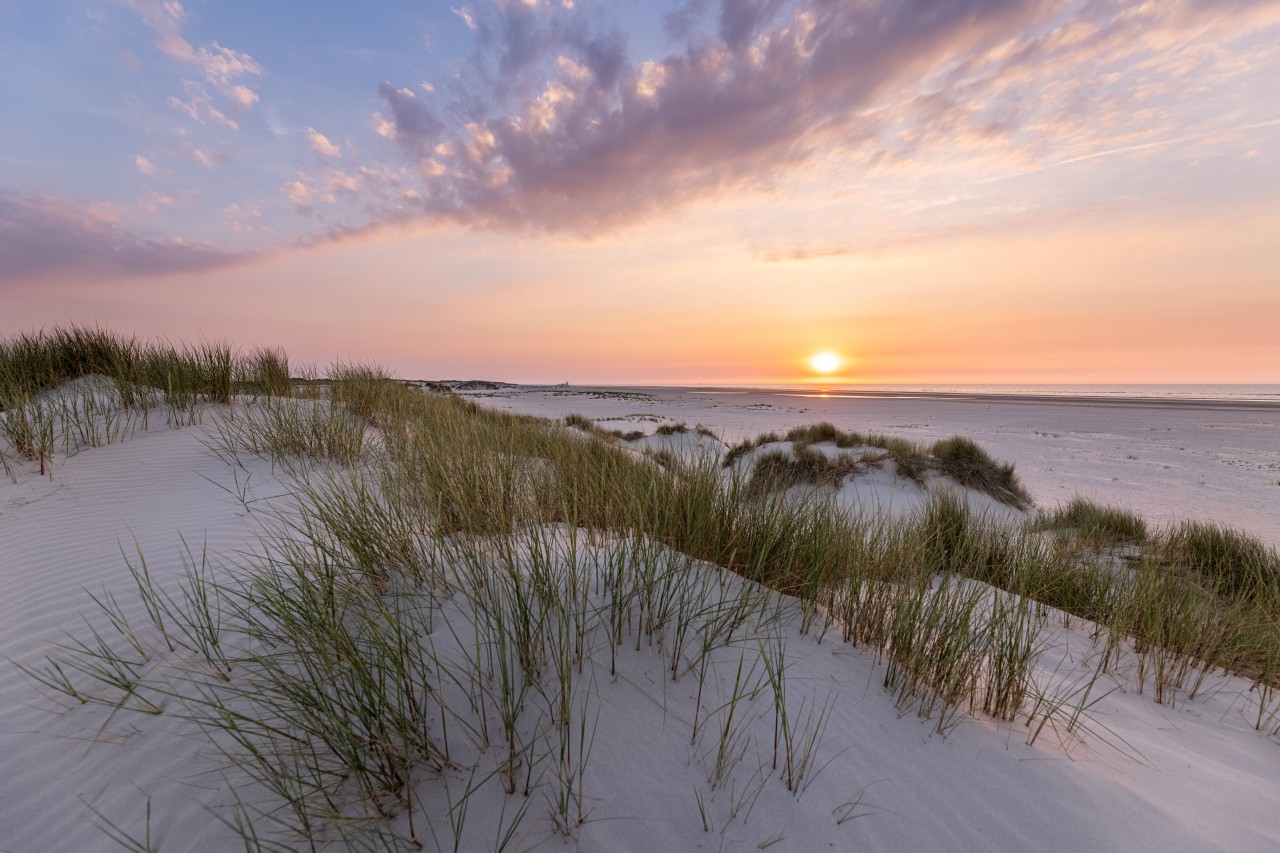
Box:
472;385;1280;547
2;357;1278;852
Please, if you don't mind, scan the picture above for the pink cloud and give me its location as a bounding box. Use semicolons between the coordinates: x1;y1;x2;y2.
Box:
125;1;262;116
307;127;341;158
348;0;1280;240
369;0;1052;233
0;191;251;286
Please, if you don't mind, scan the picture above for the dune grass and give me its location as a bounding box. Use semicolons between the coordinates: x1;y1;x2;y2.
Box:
1156;519;1280;599
746;447;864;495
725;422;1025;506
0;325;288;407
1035;496;1148;545
929;436;1031;509
11;331;1280;849
0;325;295;475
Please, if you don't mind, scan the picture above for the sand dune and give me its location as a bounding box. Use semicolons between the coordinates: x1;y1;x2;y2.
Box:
475;385;1280;547
2;385;1278;852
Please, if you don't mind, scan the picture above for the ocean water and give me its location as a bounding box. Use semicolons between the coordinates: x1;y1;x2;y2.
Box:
683;384;1280;402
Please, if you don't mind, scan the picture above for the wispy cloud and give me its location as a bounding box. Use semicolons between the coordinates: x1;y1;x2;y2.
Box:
981;117;1280;183
124;0;262;118
168;80;241;129
0;191;250;286
374;82;445;153
30;0;1278;276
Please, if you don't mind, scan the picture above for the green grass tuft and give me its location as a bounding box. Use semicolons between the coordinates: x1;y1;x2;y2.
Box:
1036;497;1148;544
1157;520;1279;598
930;436;1031;510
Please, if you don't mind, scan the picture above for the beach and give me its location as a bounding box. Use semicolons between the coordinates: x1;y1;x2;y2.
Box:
2;366;1278;852
472;385;1280;547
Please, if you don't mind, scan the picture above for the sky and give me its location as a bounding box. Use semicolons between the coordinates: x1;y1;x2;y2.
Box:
2;0;1278;385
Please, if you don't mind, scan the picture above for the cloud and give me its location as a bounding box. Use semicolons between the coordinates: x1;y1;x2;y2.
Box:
307;127;341;158
350;0;1280;239
328;171;359;195
453;6;478;31
168;81;240;129
193;41;261;90
368;0;1052;233
222;201;272;235
282;180;314;213
716;0;787;50
138;191;176;213
133;154;157;174
0;191;248;286
375;82;446;152
122;0;192;63
124;0;262;116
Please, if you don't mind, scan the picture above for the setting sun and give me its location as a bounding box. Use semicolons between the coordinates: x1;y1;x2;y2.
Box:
809;351;842;374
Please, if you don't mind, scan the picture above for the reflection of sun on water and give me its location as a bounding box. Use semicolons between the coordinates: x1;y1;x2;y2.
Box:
809;351;841;374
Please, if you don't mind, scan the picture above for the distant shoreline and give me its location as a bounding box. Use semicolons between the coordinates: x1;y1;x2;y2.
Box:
760;389;1280;412
502;384;1280;413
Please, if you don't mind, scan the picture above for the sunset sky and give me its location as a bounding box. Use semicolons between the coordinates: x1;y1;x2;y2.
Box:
2;0;1278;384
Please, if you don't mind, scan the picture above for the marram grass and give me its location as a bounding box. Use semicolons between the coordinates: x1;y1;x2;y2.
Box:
9;328;1280;850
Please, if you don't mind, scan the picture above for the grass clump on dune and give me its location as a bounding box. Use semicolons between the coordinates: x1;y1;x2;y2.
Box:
1036;497;1148;545
0;325;296;474
1156;520;1280;599
563;415;715;446
0;324;287;407
728;423;1024;506
723;431;783;467
785;422;865;448
565;412;645;443
747;447;863;496
930;436;1031;510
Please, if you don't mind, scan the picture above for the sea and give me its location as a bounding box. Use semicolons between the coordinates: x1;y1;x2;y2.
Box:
674;384;1280;404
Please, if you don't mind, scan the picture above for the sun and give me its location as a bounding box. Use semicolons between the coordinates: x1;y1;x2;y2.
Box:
809;351;842;374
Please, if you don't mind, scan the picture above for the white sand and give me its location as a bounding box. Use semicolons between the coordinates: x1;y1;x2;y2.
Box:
472;385;1280;547
2;395;1278;852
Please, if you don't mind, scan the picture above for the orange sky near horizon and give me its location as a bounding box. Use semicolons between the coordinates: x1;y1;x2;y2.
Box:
4;191;1276;386
2;1;1277;386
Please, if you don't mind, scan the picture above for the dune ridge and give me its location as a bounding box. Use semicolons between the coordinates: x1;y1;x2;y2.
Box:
1;331;1278;852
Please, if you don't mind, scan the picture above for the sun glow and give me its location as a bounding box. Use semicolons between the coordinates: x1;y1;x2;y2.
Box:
809;351;841;374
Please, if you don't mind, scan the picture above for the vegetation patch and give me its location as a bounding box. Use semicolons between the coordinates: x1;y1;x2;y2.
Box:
723;432;783;468
930;436;1032;510
1156;520;1280;598
748;447;863;496
1035;497;1148;545
728;423;1024;507
785;422;865;448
